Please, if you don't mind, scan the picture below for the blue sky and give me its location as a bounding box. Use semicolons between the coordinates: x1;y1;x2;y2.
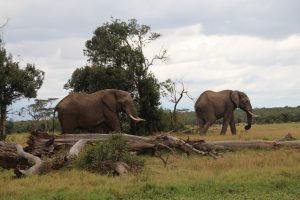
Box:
1;0;300;120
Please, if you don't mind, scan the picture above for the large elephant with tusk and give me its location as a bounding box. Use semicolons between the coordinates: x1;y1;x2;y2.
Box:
55;89;144;134
194;90;258;135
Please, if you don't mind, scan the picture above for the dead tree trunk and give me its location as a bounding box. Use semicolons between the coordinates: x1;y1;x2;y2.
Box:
0;141;29;169
25;132;221;157
25;132;300;156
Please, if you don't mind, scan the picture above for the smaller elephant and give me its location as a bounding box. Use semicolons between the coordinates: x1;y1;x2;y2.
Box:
55;89;144;134
194;90;257;135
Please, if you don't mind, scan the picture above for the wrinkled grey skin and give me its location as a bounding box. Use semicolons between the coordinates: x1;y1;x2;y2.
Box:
55;89;143;134
194;90;254;135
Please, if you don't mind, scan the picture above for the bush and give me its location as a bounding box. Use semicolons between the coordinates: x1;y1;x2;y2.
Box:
75;134;144;175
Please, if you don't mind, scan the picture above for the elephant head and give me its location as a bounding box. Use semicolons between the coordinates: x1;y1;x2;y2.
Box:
102;89;144;122
231;91;257;130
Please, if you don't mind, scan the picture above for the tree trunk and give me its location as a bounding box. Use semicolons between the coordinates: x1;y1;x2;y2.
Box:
25;132;300;157
0;141;29;169
0;106;7;140
193;140;300;151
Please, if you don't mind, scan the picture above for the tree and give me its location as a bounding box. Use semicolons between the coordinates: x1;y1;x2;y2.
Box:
64;65;135;93
160;79;193;130
20;98;58;131
0;41;44;139
65;18;167;134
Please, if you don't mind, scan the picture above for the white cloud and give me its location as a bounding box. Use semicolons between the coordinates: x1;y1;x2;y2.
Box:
1;0;299;120
147;25;300;109
6;37;87;100
4;22;300;116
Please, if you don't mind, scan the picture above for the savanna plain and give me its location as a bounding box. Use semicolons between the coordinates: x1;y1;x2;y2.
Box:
1;123;300;200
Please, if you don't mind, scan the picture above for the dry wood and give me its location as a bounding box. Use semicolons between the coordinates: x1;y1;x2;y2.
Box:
67;139;88;159
25;132;219;158
110;161;130;176
14;144;43;176
194;140;300;151
26;132;300;157
0;141;29;169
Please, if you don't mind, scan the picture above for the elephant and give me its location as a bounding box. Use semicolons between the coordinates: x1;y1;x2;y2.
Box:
55;89;144;134
194;90;257;135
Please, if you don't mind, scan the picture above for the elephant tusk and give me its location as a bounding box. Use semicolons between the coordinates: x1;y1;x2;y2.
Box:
248;111;259;117
129;114;145;122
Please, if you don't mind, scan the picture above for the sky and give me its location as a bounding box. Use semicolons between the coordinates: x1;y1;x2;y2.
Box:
0;0;300;120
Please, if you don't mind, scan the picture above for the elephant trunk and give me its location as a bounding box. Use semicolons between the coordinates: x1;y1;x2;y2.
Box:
244;111;252;130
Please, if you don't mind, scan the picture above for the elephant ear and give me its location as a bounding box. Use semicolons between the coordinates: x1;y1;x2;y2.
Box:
102;93;117;113
231;91;240;108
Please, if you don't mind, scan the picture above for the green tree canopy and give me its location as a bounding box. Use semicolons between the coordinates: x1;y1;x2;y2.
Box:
0;40;44;139
65;18;167;134
65;65;135;93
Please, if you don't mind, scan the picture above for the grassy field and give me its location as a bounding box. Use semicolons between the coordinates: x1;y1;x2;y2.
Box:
1;123;300;200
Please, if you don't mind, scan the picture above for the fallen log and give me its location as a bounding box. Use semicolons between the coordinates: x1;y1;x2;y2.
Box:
25;132;217;157
193;140;300;151
0;141;29;170
26;132;300;156
14;144;43;176
25;132;155;156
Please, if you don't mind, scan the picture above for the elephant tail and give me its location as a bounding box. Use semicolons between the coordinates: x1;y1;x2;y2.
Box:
52;106;58;133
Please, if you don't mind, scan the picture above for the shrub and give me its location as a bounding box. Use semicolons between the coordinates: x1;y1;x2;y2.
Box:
76;134;144;175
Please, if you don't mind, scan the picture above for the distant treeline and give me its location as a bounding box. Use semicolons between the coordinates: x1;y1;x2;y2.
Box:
178;106;300;125
249;106;300;123
6;119;61;134
6;106;300;134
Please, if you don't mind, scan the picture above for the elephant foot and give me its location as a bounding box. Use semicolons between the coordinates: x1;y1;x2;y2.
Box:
244;125;251;130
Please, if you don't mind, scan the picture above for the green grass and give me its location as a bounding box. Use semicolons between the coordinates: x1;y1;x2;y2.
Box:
1;123;300;200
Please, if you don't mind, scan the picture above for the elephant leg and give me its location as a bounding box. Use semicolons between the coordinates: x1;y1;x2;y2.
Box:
197;118;205;135
105;114;121;132
57;114;77;134
201;121;211;134
220;114;232;135
94;124;107;133
60;120;76;134
229;114;237;135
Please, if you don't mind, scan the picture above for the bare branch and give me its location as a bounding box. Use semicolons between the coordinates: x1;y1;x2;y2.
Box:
160;79;192;130
67;139;88;159
0;18;9;30
15;144;43;176
146;48;167;67
185;92;196;103
154;151;169;168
